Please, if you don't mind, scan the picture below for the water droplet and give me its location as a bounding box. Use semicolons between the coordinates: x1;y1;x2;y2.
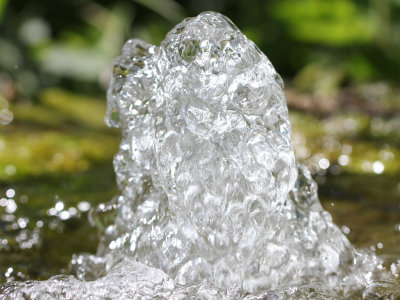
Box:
0;198;7;206
318;158;330;170
6;189;15;198
47;207;57;216
5;164;17;176
59;210;70;220
338;154;349;166
55;201;64;211
77;201;91;212
19;195;28;203
5;267;13;277
361;161;372;172
17;218;28;229
372;161;384;174
341;144;352;154
0;109;13;125
341;226;350;235
330;164;340;175
68;207;78;217
5;199;17;214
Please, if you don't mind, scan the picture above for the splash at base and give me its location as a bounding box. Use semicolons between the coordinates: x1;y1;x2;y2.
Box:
1;11;399;300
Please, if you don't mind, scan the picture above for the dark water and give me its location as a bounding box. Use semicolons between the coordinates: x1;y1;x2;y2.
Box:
0;163;118;282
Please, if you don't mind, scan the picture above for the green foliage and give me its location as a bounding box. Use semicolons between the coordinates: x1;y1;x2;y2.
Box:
0;0;7;20
133;0;185;23
0;0;398;98
273;0;376;46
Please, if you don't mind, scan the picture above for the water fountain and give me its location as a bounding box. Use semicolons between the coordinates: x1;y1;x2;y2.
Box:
1;11;398;299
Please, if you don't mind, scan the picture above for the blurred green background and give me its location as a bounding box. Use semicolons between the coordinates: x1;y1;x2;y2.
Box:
0;0;399;283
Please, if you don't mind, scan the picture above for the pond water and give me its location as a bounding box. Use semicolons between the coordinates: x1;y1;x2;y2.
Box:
1;100;399;298
1;165;399;286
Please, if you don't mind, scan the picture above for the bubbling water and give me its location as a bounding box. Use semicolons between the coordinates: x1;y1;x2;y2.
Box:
1;11;399;299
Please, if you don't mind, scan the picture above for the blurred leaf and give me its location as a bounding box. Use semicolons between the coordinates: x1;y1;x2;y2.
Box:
35;5;128;82
0;0;7;21
38;46;110;81
347;55;375;82
242;27;262;46
132;0;185;23
272;0;376;46
293;62;345;95
0;39;22;70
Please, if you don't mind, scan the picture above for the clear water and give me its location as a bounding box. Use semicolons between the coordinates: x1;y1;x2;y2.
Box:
1;12;399;299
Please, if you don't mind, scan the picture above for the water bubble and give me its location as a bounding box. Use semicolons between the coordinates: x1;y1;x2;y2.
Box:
5;267;13;277
47;208;57;216
59;210;70;220
18;18;50;45
6;188;16;198
55;201;64;211
341;144;352;154
0;198;7;206
338;154;350;166
341;225;351;235
377;243;383;249
0;109;13;125
379;149;394;161
77;201;91;212
318;158;330;170
361;161;372;172
19;195;28;203
68;207;78;217
372;161;384;174
5;164;17;176
0;239;8;248
330;164;340;175
5;199;17;214
17;218;28;229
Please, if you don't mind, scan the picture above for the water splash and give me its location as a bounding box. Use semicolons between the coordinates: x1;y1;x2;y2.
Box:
1;12;398;299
